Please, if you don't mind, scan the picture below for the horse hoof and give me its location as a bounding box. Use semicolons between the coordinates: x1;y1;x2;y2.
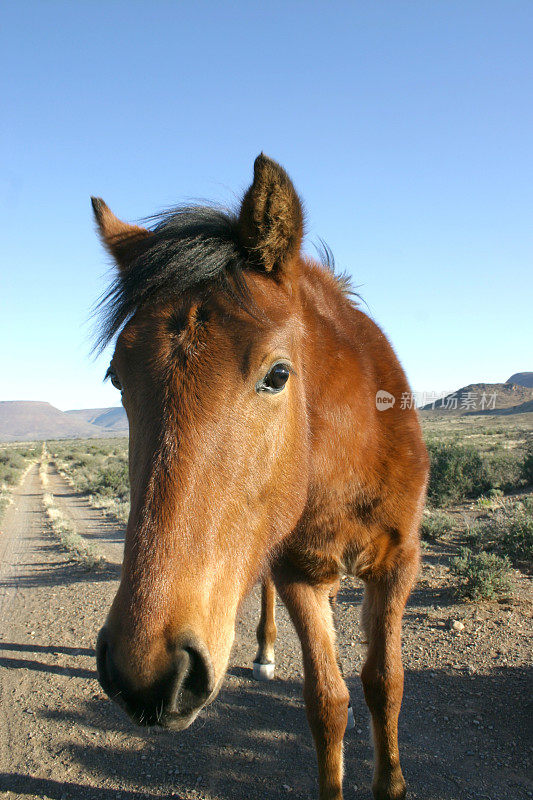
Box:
345;703;355;731
253;661;275;681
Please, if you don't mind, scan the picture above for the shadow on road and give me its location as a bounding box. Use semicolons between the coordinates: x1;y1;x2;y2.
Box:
0;641;94;656
0;774;155;800
0;655;95;680
28;665;533;800
0;548;120;590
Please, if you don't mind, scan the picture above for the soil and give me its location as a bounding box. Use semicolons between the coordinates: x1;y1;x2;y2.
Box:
0;463;531;800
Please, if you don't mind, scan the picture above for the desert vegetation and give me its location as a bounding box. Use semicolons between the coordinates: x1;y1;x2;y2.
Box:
39;446;104;568
422;415;532;600
463;497;533;568
48;438;129;522
425;434;531;507
450;547;513;601
0;441;40;520
41;489;103;568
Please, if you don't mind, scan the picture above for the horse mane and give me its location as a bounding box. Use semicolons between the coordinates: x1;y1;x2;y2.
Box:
314;238;361;303
94;204;350;353
94;205;251;353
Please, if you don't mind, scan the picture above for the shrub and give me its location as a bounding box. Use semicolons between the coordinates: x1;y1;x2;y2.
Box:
484;450;524;493
450;546;512;601
49;439;130;523
488;499;533;566
522;439;533;485
476;489;504;510
0;444;38;521
462;519;485;549
420;510;455;541
95;461;129;500
42;492;102;568
461;499;532;568
426;442;491;506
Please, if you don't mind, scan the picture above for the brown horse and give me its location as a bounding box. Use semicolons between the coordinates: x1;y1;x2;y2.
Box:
93;154;429;800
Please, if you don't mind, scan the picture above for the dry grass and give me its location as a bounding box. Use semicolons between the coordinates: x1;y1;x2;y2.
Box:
49;438;130;522
41;486;104;569
39;445;49;489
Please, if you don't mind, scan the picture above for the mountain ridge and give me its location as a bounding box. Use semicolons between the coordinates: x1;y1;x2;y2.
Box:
0;401;127;442
419;382;533;415
506;372;533;388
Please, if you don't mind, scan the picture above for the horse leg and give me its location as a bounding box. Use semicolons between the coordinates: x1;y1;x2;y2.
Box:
329;576;354;732
253;574;277;680
275;574;350;800
360;557;418;800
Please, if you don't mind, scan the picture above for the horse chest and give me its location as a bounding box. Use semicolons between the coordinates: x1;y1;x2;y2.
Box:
280;483;383;581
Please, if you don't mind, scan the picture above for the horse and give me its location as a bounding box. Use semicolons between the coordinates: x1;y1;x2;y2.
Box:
92;154;429;800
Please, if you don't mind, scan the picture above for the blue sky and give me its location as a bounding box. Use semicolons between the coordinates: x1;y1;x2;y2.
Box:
1;1;531;410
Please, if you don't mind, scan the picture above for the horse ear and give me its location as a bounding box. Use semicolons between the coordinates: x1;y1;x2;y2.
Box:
91;197;152;273
238;154;304;276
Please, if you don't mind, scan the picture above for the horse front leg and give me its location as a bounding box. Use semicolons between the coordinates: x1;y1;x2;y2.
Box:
253;574;277;680
360;555;418;800
274;572;350;800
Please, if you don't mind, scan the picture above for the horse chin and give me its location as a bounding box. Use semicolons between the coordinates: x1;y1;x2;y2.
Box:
138;673;225;732
157;708;202;731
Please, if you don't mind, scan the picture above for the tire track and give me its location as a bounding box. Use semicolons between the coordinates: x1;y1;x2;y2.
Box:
0;464;41;631
0;464;43;777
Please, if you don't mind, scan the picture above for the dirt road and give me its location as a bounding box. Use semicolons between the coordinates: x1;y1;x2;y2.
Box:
0;463;531;800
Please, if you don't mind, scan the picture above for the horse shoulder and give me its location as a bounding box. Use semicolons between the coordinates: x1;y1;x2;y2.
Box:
289;265;428;580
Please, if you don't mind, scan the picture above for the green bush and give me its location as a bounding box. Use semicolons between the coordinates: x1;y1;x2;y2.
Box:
462;498;532;568
52;440;130;519
462;519;485;549
0;452;25;477
95;461;129;500
476;489;504;509
0;446;36;485
450;546;512;601
484;450;524;493
2;469;19;486
420;510;455;541
522;439;533;485
427;442;492;506
488;499;533;566
0;444;38;521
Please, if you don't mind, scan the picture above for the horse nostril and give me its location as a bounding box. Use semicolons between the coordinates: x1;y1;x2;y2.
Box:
96;628;214;727
169;636;215;717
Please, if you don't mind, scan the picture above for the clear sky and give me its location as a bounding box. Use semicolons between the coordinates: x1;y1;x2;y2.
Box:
1;1;532;411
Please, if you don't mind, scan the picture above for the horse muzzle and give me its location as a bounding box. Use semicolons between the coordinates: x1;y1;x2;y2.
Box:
96;626;215;730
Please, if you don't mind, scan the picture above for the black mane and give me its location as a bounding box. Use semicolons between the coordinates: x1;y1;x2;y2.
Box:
94;204;350;353
94;205;250;353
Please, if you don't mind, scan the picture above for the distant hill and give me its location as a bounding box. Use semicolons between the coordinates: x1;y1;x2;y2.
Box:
506;372;533;388
64;407;111;425
65;406;128;432
420;382;533;415
0;401;127;442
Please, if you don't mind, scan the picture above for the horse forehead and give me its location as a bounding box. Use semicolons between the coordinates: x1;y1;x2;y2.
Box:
114;279;301;365
218;277;302;339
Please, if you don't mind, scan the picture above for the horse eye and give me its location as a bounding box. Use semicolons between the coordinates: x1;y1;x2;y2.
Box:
260;363;291;393
105;366;122;391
